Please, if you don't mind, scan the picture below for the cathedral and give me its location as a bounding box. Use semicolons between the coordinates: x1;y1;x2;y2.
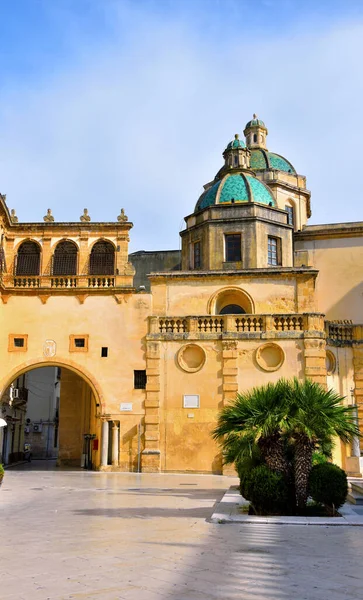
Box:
0;116;362;475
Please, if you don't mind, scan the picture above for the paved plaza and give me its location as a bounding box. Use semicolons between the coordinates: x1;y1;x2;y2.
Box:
1;463;363;600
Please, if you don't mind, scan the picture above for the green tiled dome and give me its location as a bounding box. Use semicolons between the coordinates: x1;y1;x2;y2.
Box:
225;134;246;150
245;118;266;129
195;173;275;212
250;149;296;174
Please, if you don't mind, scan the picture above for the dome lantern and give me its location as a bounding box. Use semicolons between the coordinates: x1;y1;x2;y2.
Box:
222;134;251;170
244;114;268;150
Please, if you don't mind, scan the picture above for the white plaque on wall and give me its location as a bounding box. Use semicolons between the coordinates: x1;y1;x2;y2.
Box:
183;395;200;409
120;402;133;411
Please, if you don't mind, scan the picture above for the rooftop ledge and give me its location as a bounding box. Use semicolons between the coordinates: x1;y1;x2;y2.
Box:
297;222;363;238
148;267;318;280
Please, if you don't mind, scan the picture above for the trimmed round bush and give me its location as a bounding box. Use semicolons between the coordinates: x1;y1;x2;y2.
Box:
243;465;290;515
309;463;348;511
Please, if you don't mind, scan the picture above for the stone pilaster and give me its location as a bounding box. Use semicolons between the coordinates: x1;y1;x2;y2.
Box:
303;337;327;388
141;340;161;472
41;235;52;275
221;340;239;476
78;232;90;275
353;343;363;438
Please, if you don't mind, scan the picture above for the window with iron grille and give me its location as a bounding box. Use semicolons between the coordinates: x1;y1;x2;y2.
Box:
134;370;147;389
225;234;242;262
53;241;78;275
16;241;40;275
74;338;85;348
14;338;25;347
193;241;201;269
285;205;294;226
268;236;281;266
89;240;115;275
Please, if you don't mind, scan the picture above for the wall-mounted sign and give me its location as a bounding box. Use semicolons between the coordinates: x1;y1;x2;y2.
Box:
183;395;200;409
120;403;133;411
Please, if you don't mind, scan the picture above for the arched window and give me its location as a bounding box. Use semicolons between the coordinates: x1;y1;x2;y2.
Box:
253;133;257;143
89;240;115;275
53;241;78;275
285;204;294;226
219;304;246;315
16;241;41;275
210;287;254;315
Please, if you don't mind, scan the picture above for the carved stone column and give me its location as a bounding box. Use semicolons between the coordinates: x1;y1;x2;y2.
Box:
141;340;161;472
101;420;109;467
221;340;238;476
112;422;119;467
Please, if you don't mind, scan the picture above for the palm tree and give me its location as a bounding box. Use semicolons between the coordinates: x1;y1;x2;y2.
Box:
212;380;291;475
285;378;360;511
213;377;360;514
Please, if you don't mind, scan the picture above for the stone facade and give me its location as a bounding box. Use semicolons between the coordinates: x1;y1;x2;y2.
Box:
0;117;362;475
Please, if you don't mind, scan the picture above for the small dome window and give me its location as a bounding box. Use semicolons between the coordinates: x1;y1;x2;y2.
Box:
253;134;257;143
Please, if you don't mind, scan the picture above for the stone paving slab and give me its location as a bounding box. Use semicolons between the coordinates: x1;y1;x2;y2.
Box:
3;464;363;599
211;485;363;525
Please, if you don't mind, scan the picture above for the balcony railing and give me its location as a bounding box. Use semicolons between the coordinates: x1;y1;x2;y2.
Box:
149;313;325;338
324;321;363;345
1;274;130;290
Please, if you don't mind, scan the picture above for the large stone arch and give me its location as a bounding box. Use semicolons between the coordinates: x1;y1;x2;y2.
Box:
0;355;105;414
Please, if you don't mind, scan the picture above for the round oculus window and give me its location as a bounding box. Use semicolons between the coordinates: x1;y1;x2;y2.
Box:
177;344;206;373
255;343;285;372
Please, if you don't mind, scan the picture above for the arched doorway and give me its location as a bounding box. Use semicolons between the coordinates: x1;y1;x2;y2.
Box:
0;365;101;469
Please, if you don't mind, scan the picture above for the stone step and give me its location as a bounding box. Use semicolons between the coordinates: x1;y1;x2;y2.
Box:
348;482;363;505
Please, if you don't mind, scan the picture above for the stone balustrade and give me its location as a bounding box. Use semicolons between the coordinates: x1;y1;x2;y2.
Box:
326;321;363;345
148;313;325;339
1;274;129;290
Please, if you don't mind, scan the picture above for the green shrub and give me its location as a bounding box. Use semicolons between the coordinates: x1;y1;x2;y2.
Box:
312;451;329;466
0;464;4;475
309;463;348;511
244;465;291;515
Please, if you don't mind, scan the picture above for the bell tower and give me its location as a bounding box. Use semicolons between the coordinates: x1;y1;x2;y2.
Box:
244;114;268;150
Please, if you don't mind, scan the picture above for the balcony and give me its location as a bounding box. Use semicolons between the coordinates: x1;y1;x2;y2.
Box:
148;313;325;340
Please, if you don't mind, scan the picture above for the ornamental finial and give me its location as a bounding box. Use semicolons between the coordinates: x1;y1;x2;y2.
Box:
117;208;128;222
10;208;18;223
234;133;239;140
253;113;257;119
43;208;54;222
80;208;91;222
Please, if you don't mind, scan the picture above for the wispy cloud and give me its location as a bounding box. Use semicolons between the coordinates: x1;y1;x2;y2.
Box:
0;3;362;250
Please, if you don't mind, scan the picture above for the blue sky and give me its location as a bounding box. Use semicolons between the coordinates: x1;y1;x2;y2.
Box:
1;0;363;251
